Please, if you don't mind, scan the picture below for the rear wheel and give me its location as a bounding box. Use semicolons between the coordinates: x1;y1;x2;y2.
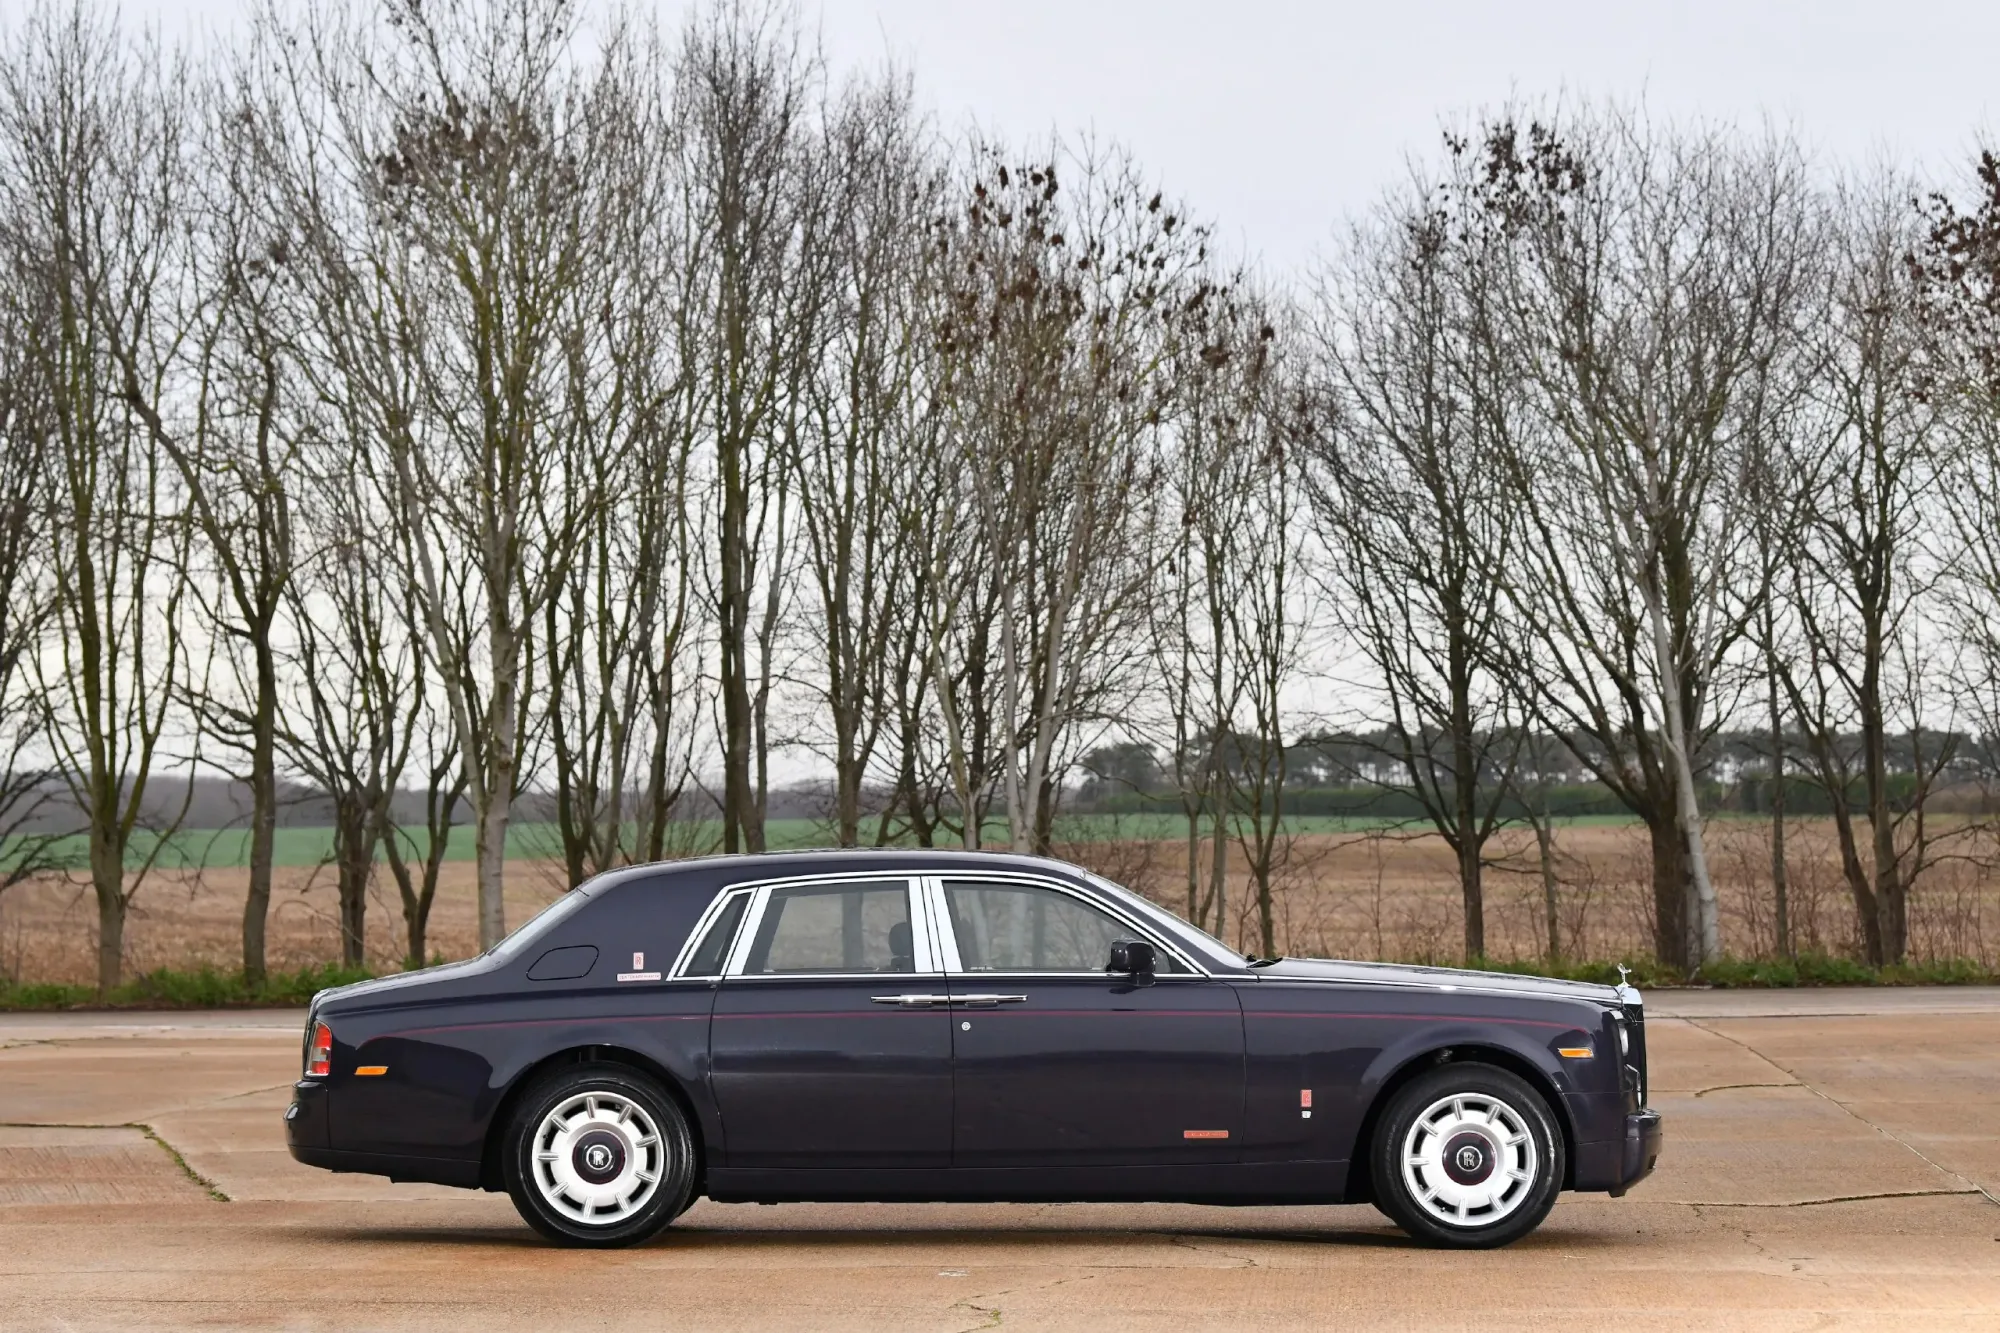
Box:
1370;1063;1562;1249
502;1063;697;1247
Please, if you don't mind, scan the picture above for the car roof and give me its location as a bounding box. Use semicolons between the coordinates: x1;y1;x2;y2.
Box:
586;848;1096;892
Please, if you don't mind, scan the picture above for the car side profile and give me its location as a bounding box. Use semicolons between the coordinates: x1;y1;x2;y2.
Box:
286;850;1660;1248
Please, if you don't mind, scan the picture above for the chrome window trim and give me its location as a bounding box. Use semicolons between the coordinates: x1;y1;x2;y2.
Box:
667;886;756;980
928;870;1210;979
919;877;961;972
719;873;932;980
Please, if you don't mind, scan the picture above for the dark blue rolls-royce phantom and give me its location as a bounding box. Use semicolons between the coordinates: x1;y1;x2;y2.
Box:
286;851;1660;1248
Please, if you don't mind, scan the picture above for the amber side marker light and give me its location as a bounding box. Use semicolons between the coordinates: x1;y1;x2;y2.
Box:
1557;1046;1594;1059
306;1022;332;1078
1183;1129;1230;1140
355;1065;388;1077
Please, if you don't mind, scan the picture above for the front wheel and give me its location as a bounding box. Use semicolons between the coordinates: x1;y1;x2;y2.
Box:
502;1063;698;1247
1371;1063;1563;1248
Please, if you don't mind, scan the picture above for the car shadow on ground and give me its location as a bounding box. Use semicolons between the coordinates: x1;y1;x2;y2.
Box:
304;1220;1621;1252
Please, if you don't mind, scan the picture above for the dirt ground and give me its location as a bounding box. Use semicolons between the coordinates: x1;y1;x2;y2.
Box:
1;989;1995;1331
4;818;1998;985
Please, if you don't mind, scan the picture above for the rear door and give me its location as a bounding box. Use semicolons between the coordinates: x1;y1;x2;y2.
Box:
933;876;1245;1168
709;875;954;1168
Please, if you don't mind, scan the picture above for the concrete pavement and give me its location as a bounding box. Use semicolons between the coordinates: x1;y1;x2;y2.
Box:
2;991;1996;1330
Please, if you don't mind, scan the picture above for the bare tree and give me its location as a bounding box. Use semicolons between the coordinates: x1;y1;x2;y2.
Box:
1477;111;1816;970
1148;283;1250;930
938;143;1198;853
0;179;60;896
0;3;194;990
111;64;301;985
1308;179;1525;959
536;33;704;884
672;0;823;855
1912;148;2000;947
789;74;938;847
1219;306;1312;958
272;0;620;946
1776;173;1950;967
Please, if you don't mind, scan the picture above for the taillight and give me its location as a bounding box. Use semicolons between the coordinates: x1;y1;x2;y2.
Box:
306;1022;332;1078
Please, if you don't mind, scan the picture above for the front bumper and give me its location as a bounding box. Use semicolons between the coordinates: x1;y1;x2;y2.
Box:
1607;1108;1662;1197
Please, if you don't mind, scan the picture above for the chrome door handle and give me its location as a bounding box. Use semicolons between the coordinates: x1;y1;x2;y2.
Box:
871;994;951;1007
954;994;1029;1007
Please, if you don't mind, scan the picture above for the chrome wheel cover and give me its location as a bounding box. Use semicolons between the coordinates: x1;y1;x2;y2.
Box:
531;1090;666;1226
1400;1091;1539;1228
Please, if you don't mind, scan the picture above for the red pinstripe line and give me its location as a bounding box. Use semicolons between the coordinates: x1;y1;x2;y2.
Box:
712;1010;1236;1019
1240;1011;1578;1030
381;1013;709;1040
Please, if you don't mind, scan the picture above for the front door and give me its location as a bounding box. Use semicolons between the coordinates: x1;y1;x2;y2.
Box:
710;876;953;1168
936;877;1245;1167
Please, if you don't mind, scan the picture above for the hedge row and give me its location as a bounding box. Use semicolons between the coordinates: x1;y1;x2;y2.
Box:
0;962;372;1011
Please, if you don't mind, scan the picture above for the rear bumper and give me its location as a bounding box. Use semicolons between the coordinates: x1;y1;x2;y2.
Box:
1607;1109;1662;1197
284;1080;329;1149
285;1078;479;1188
286;1141;481;1188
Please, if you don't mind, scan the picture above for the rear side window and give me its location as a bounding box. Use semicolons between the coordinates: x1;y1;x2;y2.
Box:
741;880;914;975
681;892;749;976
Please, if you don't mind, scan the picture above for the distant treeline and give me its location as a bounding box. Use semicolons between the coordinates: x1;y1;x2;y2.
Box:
1081;776;1958;821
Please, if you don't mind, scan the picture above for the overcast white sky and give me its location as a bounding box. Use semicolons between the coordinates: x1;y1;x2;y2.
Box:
68;0;2000;274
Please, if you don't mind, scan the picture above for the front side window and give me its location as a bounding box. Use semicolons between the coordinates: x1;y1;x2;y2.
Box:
943;880;1179;973
740;880;915;975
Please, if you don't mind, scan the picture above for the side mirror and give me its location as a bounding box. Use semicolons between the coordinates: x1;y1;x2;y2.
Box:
1106;939;1156;979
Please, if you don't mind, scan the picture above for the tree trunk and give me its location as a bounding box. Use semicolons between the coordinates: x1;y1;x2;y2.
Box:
1860;616;1904;965
1647;815;1692;972
335;798;371;970
476;794;511;951
1448;632;1485;959
242;639;279;985
1642;572;1720;965
1766;663;1790;958
836;752;861;848
1457;833;1484;961
1184;809;1201;922
1452;721;1483;958
1208;806;1229;946
720;444;755;854
91;819;125;994
1535;815;1560;962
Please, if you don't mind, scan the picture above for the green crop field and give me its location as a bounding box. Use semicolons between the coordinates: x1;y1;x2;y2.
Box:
4;810;1647;872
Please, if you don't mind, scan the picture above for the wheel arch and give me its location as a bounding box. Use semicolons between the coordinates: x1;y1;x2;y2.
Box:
1340;1039;1577;1206
478;1044;708;1195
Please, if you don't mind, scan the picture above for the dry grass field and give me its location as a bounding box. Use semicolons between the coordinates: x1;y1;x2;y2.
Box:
3;817;1998;985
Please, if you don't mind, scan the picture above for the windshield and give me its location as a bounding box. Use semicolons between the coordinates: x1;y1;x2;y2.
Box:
486;887;595;959
1078;870;1251;968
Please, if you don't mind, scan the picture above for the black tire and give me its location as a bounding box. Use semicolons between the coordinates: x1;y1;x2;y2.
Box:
1369;1062;1563;1249
501;1063;698;1248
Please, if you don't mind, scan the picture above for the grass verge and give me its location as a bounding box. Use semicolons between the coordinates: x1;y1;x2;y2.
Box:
0;962;373;1011
1476;953;1999;988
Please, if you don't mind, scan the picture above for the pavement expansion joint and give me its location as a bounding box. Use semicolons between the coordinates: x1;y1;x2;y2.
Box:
133;1122;231;1202
1681;1188;1985;1208
1691;1081;1804;1097
1685;1017;2000;1211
